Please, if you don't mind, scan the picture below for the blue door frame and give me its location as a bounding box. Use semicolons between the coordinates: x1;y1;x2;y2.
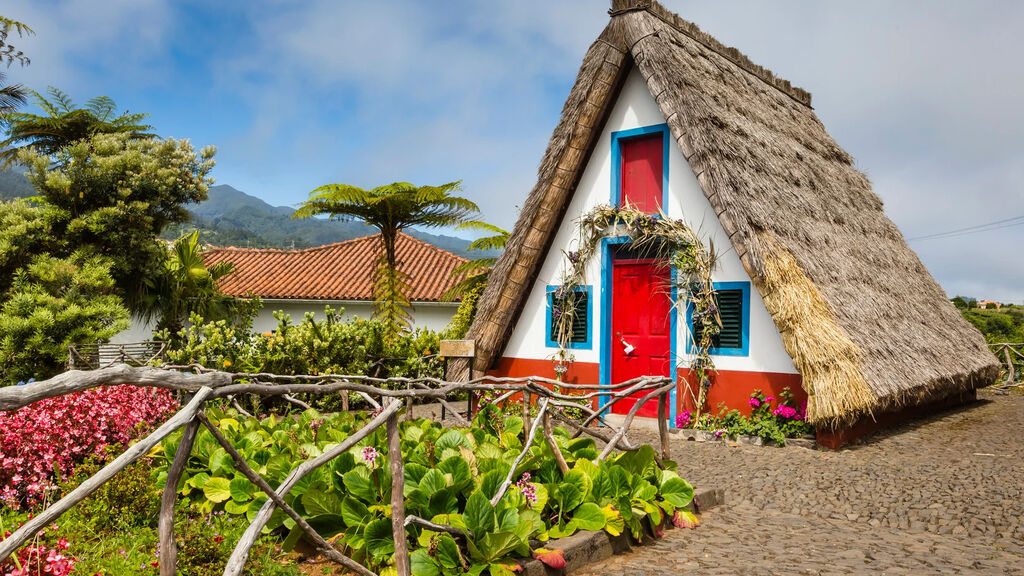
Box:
598;236;678;428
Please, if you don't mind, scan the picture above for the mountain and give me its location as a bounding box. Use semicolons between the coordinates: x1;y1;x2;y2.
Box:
161;184;490;258
0;167;35;200
1;169;490;257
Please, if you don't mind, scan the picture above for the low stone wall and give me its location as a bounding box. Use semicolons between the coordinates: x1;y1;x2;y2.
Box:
517;487;726;575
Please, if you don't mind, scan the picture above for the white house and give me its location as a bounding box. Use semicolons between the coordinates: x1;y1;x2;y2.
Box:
463;0;998;448
111;232;464;343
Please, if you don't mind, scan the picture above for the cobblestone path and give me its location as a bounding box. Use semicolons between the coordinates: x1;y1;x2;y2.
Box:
580;391;1023;575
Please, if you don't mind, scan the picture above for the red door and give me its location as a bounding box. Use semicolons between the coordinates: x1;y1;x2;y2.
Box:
620;134;663;213
610;258;671;417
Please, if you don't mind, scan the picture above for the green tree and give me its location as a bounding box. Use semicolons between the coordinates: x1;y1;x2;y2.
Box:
0;87;154;168
141;231;236;334
950;296;968;310
0;198;60;295
293;181;479;338
0;251;129;383
20;132;216;312
0;16;33;125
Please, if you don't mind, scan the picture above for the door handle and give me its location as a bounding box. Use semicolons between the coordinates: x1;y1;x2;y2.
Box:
620;336;635;355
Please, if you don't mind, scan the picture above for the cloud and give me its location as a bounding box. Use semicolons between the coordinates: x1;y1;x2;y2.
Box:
2;0;174;95
3;0;1022;301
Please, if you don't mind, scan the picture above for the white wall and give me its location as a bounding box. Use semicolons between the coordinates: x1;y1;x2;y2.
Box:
111;300;459;342
254;300;459;334
502;69;797;375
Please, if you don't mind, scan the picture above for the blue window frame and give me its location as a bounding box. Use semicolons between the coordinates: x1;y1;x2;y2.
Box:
610;123;671;212
545;285;593;350
686;281;751;357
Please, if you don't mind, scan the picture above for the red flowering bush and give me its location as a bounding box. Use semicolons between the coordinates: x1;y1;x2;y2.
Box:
0;522;96;576
0;385;178;509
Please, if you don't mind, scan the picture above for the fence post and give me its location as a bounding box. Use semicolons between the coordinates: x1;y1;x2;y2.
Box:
1005;346;1016;384
657;389;670;461
387;400;410;576
159;418;200;576
522;388;531;444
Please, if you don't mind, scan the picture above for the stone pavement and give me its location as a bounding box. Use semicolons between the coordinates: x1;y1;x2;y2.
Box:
578;391;1024;575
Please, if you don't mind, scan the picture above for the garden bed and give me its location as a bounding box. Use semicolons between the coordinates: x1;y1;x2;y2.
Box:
673;429;817;449
0;368;695;576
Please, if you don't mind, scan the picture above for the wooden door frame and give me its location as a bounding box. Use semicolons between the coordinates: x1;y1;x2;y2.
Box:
598;236;678;426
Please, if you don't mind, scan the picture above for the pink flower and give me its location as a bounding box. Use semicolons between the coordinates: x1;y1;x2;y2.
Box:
0;385;177;507
516;473;537;505
361;446;379;466
675;410;692;428
748;397;761;408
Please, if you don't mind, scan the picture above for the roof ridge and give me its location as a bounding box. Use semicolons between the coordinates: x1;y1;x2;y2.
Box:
632;1;813;108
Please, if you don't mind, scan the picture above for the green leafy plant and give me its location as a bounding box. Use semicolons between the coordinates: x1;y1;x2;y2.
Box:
157;401;697;575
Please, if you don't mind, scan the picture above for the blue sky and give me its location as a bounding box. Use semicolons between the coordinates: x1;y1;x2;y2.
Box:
4;1;1024;302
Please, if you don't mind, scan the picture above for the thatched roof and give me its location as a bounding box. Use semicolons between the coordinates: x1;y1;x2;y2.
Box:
465;0;999;427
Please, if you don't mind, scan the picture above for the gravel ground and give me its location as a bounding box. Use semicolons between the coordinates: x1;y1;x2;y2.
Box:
578;390;1024;575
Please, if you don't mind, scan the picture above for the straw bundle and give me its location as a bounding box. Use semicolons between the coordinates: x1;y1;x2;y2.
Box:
756;234;873;427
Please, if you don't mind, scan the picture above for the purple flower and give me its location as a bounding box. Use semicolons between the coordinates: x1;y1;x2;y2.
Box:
361;446;379;466
713;429;726;439
516;474;537;505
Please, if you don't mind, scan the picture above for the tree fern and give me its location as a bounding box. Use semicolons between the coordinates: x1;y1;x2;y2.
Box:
0;87;155;168
293;180;480;339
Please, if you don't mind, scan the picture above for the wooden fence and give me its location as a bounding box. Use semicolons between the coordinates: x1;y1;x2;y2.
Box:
989;343;1023;388
0;365;675;576
67;341;166;370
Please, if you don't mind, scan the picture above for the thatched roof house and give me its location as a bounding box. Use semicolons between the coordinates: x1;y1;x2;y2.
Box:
464;0;998;445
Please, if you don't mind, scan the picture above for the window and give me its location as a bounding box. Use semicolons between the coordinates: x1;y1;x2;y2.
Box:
688;281;750;356
545;285;593;349
611;124;669;215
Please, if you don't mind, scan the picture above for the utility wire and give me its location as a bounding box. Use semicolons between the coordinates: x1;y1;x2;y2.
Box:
906;214;1024;242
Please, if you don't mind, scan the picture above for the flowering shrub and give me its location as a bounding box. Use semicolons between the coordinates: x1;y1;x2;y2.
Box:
694;388;813;445
0;522;96;576
0;386;178;508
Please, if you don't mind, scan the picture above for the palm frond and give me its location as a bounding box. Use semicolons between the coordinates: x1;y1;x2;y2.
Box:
85;95;117;122
456;220;507;235
452;258;495;276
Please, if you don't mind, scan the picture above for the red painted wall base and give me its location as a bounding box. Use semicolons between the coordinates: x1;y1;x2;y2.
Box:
815;389;978;449
677;368;806;419
488;357;980;450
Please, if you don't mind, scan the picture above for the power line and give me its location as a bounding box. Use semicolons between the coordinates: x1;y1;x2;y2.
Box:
906;214;1024;242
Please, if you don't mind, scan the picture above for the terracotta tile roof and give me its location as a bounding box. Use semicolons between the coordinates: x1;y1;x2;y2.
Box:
202;232;468;302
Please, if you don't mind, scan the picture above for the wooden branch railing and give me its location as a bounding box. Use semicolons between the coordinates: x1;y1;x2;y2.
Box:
989;343;1023;389
0;365;677;576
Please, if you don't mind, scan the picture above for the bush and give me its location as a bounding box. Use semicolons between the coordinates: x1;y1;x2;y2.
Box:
160;306;443;381
0;251;129;384
688;388;814;445
62;452;161;532
0;385;178;508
